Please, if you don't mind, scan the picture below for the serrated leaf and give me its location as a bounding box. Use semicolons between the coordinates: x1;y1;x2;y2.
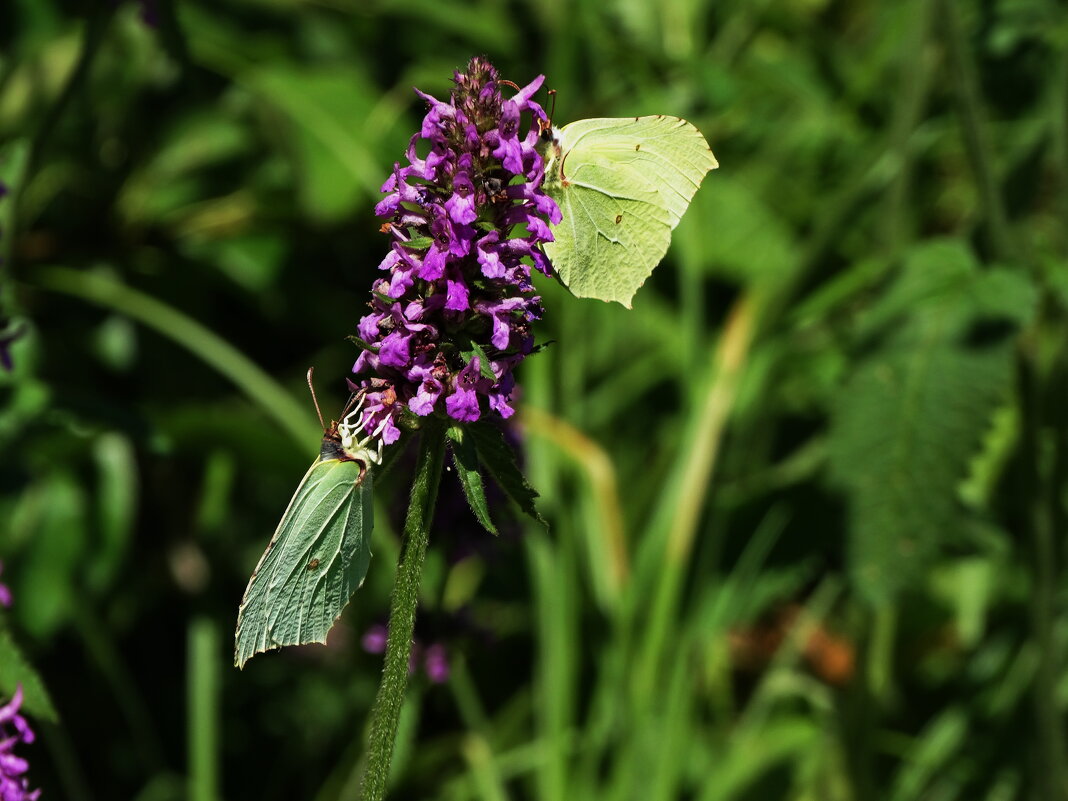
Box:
829;243;1034;603
0;629;58;722
858;240;1038;345
468;421;546;528
830;345;1015;602
447;425;497;535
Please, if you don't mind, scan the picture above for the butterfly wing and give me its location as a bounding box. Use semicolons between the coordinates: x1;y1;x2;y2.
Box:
542;116;718;307
235;457;374;668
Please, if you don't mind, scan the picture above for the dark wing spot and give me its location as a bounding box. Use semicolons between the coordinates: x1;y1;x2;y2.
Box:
634;116;639;121
615;214;623;224
307;558;320;570
635;144;641;151
656;114;663;119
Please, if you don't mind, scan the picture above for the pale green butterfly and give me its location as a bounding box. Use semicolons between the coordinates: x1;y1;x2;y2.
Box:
234;372;383;669
538;114;718;307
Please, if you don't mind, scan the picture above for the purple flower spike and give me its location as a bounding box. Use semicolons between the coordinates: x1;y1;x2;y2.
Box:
350;58;558;439
0;686;40;801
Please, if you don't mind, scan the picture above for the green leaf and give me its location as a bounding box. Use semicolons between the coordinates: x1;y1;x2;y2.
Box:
469;421;546;528
447;425;497;535
858;240;1038;345
675;174;799;284
117;114;251;227
829;242;1036;603
11;472;88;638
458;338;497;381
235;455;374;668
401;236;434;251
246;65;391;222
346;335;380;354
87;433;138;594
0;629;58;722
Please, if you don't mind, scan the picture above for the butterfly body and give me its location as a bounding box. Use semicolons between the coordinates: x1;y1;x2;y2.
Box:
539;115;718;307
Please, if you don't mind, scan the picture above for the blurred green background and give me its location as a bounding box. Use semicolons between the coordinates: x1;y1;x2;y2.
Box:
2;0;1068;799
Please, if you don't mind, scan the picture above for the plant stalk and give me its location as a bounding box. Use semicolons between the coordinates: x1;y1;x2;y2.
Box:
359;423;446;801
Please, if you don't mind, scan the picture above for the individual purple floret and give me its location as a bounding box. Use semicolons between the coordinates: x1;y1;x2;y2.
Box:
0;686;40;801
348;57;559;445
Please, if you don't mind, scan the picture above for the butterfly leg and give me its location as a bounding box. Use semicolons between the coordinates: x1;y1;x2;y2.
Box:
339;394;368;449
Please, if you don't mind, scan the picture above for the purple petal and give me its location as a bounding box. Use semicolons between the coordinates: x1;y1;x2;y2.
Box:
419;243;448;281
445;386;480;422
378;331;412;368
0;687;22;727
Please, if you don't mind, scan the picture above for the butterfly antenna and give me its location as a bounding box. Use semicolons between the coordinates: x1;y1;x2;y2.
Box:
306;367;327;431
537;89;557;137
341;386;367;422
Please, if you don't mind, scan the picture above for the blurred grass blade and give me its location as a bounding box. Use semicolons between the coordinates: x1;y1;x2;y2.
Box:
187;617;220;801
527;532;578;801
522;405;628;612
27;266;319;450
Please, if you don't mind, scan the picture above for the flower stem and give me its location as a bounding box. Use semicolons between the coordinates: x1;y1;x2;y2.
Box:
360;422;446;801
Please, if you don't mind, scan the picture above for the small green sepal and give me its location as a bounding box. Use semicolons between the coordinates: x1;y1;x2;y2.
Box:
401;236;434;250
347;335;381;354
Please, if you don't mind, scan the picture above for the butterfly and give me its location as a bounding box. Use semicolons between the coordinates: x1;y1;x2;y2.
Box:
538;115;718;307
234;373;383;668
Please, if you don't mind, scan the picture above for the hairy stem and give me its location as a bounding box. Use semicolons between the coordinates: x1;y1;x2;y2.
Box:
360;423;445;801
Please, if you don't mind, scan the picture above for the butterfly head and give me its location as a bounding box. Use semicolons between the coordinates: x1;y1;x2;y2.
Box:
318;391;385;477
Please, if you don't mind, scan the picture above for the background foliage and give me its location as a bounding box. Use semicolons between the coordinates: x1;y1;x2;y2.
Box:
2;0;1068;799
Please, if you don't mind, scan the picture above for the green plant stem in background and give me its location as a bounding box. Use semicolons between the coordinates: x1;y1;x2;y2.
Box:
28;6;115;177
187;618;220;801
938;0;1015;263
1019;348;1068;801
634;293;757;704
27;267;319;450
360;423;446;801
